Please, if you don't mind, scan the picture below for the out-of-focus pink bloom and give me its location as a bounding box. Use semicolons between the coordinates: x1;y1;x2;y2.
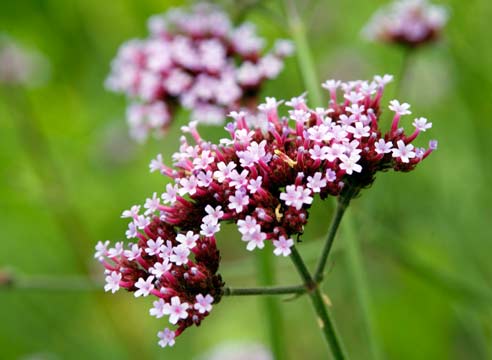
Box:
105;3;293;142
0;37;50;87
363;0;448;48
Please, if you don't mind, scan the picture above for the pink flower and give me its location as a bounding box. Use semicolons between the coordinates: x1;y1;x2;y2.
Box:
229;169;249;189
273;236;294;257
200;222;221;237
162;184;179;204
134;276;155;297
121;205;140;219
194;294;214;314
363;0;448;48
149;259;171;278
392;140;416;163
176;231;200;249
163;296;190;325
105;3;293;142
280;185;313;210
94;240;110;260
125;244;142;260
104;271;121;293
145;237;164;256
307;172;327;193
108;242;124;258
96;74;436;350
170;245;191;266
237;216;259;236
228;190;250;213
214;161;237;183
157;328;176;348
339;154;363;175
150;299;167;319
389;100;411;116
375;139;393;154
413;117;432;132
243;229;267;251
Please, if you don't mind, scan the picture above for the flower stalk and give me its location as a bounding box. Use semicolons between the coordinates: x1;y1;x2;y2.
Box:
0;269;306;296
394;48;414;98
223;284;306;296
314;188;355;283
290;246;346;360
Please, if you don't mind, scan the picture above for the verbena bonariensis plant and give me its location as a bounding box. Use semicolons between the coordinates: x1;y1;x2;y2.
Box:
105;3;293;142
363;0;448;48
95;75;436;354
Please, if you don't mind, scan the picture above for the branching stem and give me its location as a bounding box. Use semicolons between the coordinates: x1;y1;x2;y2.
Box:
290;246;346;360
314;187;356;283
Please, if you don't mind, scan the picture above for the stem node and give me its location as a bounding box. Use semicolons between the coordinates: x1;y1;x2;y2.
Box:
290;246;346;359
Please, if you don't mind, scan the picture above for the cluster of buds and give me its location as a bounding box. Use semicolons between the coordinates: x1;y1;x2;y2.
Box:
363;0;448;48
95;219;223;348
105;3;293;142
95;74;436;349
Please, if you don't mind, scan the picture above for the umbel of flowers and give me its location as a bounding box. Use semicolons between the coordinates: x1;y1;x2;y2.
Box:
105;3;293;142
363;0;448;48
95;74;436;348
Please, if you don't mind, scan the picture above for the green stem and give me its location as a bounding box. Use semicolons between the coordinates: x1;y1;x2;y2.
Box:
314;182;382;360
256;250;286;359
7;256;492;308
394;48;413;99
284;0;324;106
222;235;338;280
314;195;351;283
224;285;306;296
1;272;306;302
0;269;306;297
290;246;346;360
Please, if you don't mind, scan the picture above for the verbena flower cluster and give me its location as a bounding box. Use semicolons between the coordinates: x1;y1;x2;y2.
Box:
95;75;436;348
95;220;223;348
363;0;448;47
105;3;293;142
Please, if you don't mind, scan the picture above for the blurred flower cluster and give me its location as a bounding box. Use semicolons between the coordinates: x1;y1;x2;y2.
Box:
363;0;448;48
105;3;293;142
95;74;436;348
0;36;50;87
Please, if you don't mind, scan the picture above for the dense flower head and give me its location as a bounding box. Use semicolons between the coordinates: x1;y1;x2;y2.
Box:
363;0;448;47
105;3;293;142
96;74;436;349
95;215;224;347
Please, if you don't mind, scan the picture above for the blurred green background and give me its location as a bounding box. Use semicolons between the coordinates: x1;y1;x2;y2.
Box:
1;0;491;359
